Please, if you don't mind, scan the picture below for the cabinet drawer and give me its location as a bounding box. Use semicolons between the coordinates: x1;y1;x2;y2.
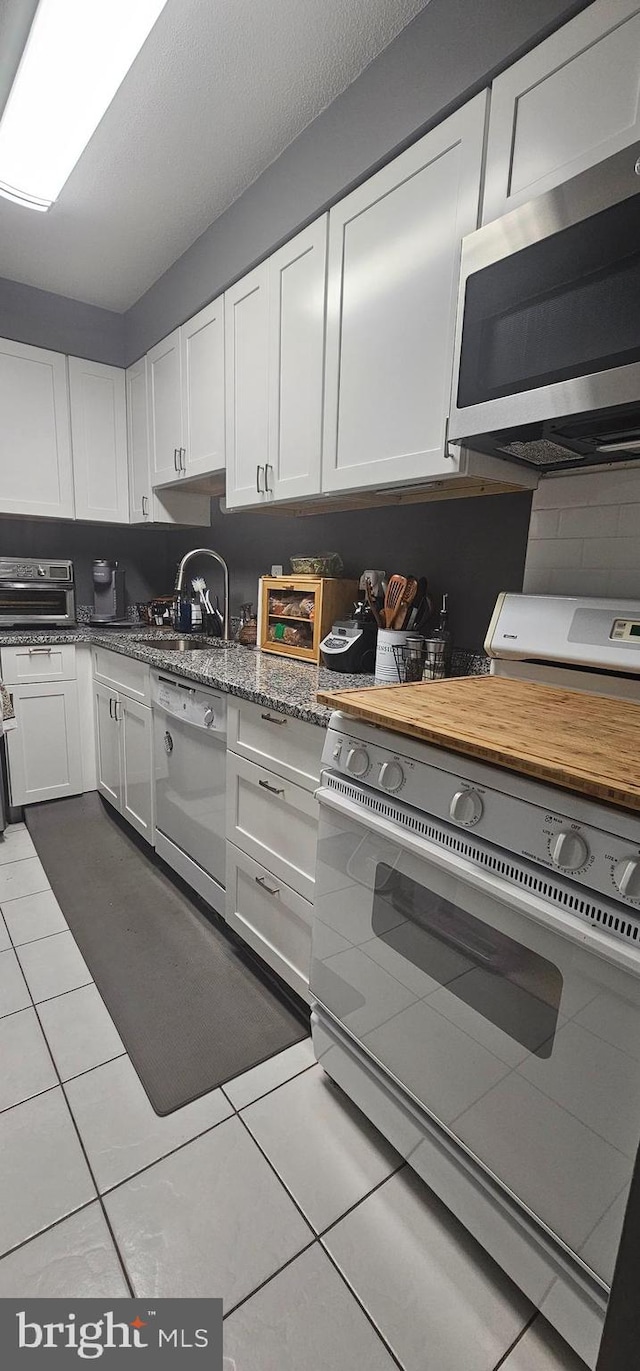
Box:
226;751;318;901
92;647;150;704
227;697;322;793
1;644;76;685
226;841;312;1001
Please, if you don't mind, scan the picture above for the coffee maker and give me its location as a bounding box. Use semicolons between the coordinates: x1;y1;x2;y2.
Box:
90;560;128;626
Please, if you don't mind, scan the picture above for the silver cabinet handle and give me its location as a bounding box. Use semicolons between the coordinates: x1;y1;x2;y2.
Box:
258;778;284;796
115;700;122;722
255;875;280;896
261;711;286;726
265;463;273;494
28;647;52;655
180;447;187;473
109;697;114;719
142;494;149;516
256;464;264;494
174;447;179;472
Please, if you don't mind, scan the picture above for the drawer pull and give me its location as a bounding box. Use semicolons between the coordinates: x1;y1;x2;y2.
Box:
260;712;286;725
255;875;280;896
258;778;285;795
28;647;52;655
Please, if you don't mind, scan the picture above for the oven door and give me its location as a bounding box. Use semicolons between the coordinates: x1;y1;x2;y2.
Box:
0;582;75;626
311;781;640;1289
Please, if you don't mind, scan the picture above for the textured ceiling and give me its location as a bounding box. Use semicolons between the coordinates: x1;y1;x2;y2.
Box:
0;0;429;311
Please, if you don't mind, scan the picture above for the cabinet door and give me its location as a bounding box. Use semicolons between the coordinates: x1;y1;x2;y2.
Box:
94;680;121;809
126;357;152;523
322;93;486;494
482;0;640;224
268;217;327;502
69;357;129;523
0;338;74;518
119;696;154;843
148;328;182;485
6;681;83;806
224;263;270;508
181;297;225;478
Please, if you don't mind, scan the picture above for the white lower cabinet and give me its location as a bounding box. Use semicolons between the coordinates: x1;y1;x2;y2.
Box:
95;681;120;807
5;681;83;806
226;842;313;1003
94;680;154;843
226;701;322;999
226;751;319;903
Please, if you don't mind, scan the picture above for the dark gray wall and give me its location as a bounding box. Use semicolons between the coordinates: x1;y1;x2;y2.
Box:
167;491;533;651
0;518;171;608
125;0;591;363
0;490;532;645
0;278;125;365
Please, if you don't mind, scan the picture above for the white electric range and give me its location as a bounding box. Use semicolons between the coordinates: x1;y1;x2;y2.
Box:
310;594;640;1370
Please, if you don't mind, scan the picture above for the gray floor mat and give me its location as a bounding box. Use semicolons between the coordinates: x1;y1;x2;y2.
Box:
27;793;309;1115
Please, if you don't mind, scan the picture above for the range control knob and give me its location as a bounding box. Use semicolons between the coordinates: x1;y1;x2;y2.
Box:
449;789;483;826
549;829;589;871
378;759;405;793
345;746;370;778
613;857;640;899
37;565;46;577
203;707;216;728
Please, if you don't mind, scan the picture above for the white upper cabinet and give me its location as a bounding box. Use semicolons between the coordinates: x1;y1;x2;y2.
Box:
69;357;128;523
126;356;152;522
482;0;640;224
181;297;225;478
126;356;211;526
224;262;270;509
0;337;74;519
321;93;487;495
148;301;225;487
267;216;328;503
148;327;182;485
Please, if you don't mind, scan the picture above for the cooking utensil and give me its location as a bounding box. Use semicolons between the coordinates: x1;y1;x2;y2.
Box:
382;575;407;629
391;577;418;630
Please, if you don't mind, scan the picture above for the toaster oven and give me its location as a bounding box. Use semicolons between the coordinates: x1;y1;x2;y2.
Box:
0;558;76;626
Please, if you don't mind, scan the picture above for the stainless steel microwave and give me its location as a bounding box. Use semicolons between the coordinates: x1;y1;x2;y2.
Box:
0;558;76;626
449;142;640;472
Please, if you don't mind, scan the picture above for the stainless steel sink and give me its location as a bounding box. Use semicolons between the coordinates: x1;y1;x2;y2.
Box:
133;637;237;652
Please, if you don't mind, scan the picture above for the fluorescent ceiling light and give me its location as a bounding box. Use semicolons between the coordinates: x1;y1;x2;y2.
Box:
0;0;168;212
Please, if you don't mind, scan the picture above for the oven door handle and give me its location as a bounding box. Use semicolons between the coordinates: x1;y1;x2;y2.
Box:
315;784;640;978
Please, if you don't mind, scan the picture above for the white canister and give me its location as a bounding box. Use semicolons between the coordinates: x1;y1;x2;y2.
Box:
375;628;416;683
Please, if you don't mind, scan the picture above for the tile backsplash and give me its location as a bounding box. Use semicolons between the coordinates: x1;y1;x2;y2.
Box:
523;466;640;599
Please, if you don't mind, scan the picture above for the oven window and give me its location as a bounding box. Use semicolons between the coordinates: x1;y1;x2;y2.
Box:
457;194;640;406
373;865;562;1057
0;588;68;616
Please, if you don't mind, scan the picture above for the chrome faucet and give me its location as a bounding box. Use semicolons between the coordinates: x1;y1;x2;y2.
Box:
174;548;230;640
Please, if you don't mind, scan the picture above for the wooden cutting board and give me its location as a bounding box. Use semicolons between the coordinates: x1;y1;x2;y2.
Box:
316;675;640;813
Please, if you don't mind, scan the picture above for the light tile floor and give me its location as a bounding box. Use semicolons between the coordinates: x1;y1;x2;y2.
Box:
0;822;588;1371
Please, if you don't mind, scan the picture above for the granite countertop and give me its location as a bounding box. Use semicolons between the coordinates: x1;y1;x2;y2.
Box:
0;626;377;727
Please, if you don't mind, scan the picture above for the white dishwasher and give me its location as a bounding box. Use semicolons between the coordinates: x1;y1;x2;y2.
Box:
151;672;227;916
